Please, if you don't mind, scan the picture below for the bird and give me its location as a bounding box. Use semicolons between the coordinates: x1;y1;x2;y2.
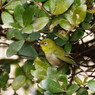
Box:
40;38;76;67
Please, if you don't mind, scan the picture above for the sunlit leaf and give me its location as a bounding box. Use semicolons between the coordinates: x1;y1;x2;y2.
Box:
72;5;87;25
32;17;49;32
33;57;50;69
55;31;69;41
74;76;83;85
22;25;33;34
12;75;26;91
5;1;22;10
66;84;79;95
40;78;63;93
1;11;14;25
59;19;72;30
88;80;95;92
32;69;47;80
49;0;74;15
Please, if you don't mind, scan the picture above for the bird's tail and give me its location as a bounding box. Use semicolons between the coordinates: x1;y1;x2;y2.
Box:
63;56;77;66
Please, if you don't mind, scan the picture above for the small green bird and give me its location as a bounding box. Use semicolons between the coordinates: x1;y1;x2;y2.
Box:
40;38;76;67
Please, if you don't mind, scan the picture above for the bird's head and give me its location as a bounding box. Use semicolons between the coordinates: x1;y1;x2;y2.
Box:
40;38;56;54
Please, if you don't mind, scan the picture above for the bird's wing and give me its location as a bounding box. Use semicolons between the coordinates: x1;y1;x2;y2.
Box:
54;50;76;65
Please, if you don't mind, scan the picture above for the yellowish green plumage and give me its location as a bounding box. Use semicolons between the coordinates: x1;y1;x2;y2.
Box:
40;38;76;67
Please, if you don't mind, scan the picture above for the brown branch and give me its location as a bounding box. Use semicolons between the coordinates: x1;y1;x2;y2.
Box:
0;0;2;10
67;25;75;34
0;59;20;65
0;42;9;46
77;46;95;57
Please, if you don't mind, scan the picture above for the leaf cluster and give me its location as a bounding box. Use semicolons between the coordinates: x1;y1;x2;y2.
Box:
0;0;95;95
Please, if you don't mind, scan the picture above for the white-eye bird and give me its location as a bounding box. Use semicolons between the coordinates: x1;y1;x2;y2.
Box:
40;38;76;67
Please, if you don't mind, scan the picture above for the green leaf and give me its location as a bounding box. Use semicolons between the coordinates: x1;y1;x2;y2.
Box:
32;69;47;80
27;32;40;41
32;17;49;32
84;13;93;22
72;5;87;25
55;32;69;41
14;5;25;27
1;11;14;25
15;66;24;77
10;23;22;28
70;29;84;41
66;84;79;95
49;0;56;13
40;78;63;93
12;75;26;91
0;72;9;88
23;60;34;79
19;44;38;60
35;0;46;1
14;30;24;40
7;40;24;57
2;0;7;5
64;42;72;53
59;19;72;30
7;29;15;40
47;67;57;79
23;60;34;73
73;0;81;6
55;38;67;46
33;57;50;69
83;77;88;84
44;91;53;95
82;22;91;29
76;88;88;95
37;10;48;17
52;18;63;26
88;80;95;92
2;63;10;73
58;74;68;90
44;1;50;11
74;77;83;85
87;9;95;14
49;0;74;15
23;6;34;26
22;25;33;34
20;0;27;4
5;1;22;10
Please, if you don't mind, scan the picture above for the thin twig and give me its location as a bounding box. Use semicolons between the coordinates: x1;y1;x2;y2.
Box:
33;1;52;16
2;0;13;8
19;54;37;59
0;42;9;46
67;25;75;34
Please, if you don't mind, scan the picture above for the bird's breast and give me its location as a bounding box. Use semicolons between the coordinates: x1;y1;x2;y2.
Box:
46;53;62;66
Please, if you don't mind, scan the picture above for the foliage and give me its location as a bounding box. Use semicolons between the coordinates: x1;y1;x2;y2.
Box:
0;0;95;95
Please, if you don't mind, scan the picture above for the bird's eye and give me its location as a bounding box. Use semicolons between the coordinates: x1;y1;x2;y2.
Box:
44;42;48;45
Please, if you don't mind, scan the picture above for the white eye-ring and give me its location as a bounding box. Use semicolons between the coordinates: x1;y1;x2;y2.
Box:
44;42;48;45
